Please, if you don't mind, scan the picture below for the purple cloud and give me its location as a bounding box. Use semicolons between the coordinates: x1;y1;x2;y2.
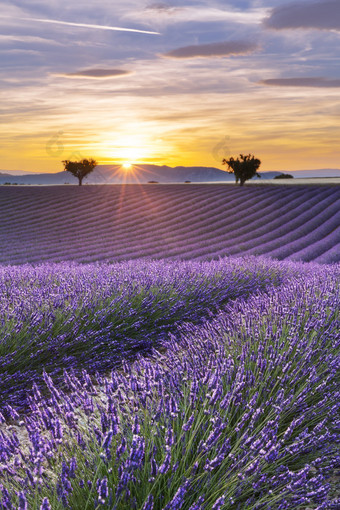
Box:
61;68;132;79
146;2;178;12
264;0;340;31
163;40;259;59
259;77;340;87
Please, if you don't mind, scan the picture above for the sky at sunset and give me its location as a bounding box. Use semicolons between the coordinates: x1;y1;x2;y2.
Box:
0;0;339;173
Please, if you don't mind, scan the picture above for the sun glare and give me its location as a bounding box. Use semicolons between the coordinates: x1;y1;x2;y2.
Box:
122;162;132;170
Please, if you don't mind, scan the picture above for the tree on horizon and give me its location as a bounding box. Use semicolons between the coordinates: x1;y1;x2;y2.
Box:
62;158;97;186
222;154;261;186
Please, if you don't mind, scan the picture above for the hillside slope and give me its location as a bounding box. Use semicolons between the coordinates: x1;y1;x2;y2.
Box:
0;184;339;265
1;166;340;184
0;165;272;184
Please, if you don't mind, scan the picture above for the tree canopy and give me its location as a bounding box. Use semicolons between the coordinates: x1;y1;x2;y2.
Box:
222;154;261;186
62;158;97;186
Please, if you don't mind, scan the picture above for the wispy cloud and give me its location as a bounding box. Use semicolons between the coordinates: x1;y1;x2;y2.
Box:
1;16;161;35
260;77;340;87
146;3;181;14
0;34;61;45
163;40;259;59
59;68;133;79
125;5;267;26
264;0;340;31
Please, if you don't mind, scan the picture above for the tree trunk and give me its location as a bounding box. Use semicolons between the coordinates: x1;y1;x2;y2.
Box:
78;177;83;186
240;179;245;186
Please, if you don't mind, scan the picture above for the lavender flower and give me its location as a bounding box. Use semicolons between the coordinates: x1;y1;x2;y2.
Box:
17;492;27;510
211;496;225;509
159;449;172;474
141;494;154;510
164;479;190;509
182;413;195;432
40;498;52;510
97;477;109;505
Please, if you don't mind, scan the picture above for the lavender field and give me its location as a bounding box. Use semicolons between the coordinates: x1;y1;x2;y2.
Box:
0;184;339;265
0;185;339;509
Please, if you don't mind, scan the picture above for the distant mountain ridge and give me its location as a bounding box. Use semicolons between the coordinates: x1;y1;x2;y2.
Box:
0;165;339;185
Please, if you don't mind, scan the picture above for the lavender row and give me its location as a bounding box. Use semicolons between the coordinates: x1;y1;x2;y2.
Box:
0;257;293;412
1;261;339;508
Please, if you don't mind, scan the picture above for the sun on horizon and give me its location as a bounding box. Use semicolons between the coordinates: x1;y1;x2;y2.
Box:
122;162;132;170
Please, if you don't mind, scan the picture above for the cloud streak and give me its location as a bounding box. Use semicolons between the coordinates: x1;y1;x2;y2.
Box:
264;0;340;31
127;6;266;26
60;68;133;79
163;40;259;59
9;16;161;35
146;3;180;14
260;77;340;88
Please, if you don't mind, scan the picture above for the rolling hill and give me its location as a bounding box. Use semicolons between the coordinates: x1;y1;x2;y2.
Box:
0;184;339;265
1;165;339;185
0;165;262;184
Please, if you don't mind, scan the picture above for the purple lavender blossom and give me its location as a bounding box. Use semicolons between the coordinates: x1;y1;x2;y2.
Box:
211;496;225;509
40;498;52;510
159;449;172;474
17;492;27;510
141;494;154;510
97;477;109;505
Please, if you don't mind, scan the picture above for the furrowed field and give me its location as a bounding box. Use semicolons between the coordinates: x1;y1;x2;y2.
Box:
0;184;339;509
0;185;339;265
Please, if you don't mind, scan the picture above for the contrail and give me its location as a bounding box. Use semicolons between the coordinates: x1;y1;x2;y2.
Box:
16;17;161;35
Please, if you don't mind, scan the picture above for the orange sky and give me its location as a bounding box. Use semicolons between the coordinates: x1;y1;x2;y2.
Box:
1;1;339;173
